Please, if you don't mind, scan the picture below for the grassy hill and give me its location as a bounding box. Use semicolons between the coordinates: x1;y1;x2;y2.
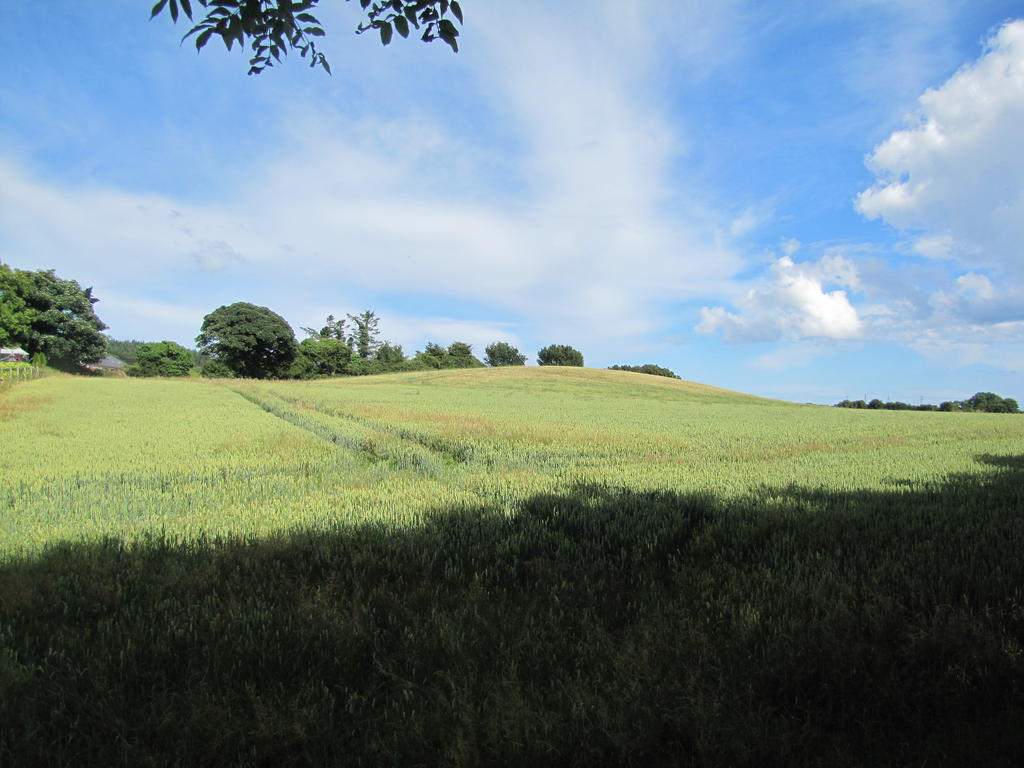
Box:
1;369;1023;765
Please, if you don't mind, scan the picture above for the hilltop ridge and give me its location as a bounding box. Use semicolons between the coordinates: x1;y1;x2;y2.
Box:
311;364;783;405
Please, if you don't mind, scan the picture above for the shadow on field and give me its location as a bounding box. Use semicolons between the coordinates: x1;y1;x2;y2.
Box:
2;456;1024;767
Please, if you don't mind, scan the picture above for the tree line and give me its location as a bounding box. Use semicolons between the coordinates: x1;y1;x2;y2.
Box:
27;265;1005;399
835;393;1020;414
0;265;593;378
192;302;592;379
608;364;680;379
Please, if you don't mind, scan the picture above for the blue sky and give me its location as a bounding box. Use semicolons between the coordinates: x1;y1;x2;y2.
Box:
1;1;1022;403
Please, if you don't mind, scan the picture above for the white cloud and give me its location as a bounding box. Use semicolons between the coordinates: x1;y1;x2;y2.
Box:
749;342;834;372
696;255;863;342
911;234;954;260
728;210;762;239
908;327;1024;373
857;20;1024;278
191;239;247;273
806;18;1024;373
954;272;995;300
850;267;1024;371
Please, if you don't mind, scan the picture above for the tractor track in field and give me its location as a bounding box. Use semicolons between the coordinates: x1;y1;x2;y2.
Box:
260;387;479;466
224;383;460;476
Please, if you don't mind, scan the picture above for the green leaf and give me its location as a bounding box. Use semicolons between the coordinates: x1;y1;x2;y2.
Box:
229;15;245;49
304;26;325;36
379;21;393;46
450;0;463;24
393;15;409;38
180;0;193;20
150;0;169;19
195;27;215;50
169;0;179;23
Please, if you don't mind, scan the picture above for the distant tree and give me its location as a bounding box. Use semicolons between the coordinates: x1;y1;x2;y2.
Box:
1;265;107;369
412;341;482;370
130;341;195;377
310;337;351;374
200;358;235;378
484;341;526;367
963;392;1020;414
537;344;583;367
104;337;147;364
0;263;33;347
447;341;484;368
196;302;297;379
374;342;406;365
301;314;348;343
835;394;1019;413
293;336;353;378
347;310;382;359
608;364;679;379
415;342;449;369
151;0;464;76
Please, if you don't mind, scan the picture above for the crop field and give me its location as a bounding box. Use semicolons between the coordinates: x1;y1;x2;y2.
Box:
2;368;1023;766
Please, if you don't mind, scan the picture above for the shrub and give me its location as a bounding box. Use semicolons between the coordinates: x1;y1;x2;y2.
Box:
374;343;406;366
608;364;679;379
484;342;526;367
130;341;194;377
537;344;583;367
200;359;235;378
414;342;484;370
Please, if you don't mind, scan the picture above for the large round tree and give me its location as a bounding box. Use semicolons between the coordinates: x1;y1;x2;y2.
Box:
196;302;297;379
1;264;107;369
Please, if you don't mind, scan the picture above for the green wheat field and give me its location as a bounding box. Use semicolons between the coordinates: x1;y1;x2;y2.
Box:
2;368;1023;766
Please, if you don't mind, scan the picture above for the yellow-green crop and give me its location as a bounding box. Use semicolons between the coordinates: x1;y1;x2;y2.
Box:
3;368;1024;766
2;367;1020;558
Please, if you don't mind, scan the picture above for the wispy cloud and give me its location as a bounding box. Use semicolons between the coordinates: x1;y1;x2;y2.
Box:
0;1;747;352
